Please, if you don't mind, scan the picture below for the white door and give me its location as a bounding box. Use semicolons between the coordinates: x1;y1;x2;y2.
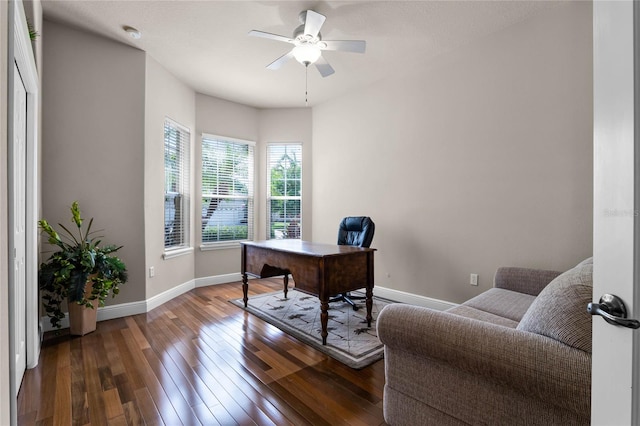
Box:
11;60;27;390
592;1;639;424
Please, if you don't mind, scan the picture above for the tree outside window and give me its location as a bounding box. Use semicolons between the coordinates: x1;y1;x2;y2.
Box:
267;144;302;239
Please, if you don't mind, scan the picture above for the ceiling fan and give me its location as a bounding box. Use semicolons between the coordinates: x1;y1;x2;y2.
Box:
249;10;366;77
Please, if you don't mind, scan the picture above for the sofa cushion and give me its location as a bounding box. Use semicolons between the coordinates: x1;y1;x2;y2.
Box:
575;257;593;267
447;305;520;328
517;262;593;352
463;288;537;322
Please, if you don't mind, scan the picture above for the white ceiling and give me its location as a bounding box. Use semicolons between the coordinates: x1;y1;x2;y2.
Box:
41;0;562;109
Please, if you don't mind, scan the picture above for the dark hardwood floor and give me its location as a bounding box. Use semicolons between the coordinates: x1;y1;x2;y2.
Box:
17;279;387;425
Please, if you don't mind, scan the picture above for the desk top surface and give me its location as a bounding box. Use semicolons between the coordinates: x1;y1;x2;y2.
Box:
241;239;375;257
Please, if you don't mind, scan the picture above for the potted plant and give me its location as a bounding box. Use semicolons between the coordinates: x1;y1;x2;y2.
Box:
38;201;128;335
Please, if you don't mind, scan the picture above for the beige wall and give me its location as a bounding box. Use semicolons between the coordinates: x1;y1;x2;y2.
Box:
312;2;593;304
193;96;313;279
257;108;312;241
40;22;314;301
39;1;592;311
194;94;259;278
1;1;10;423
144;55;196;298
42;20;146;304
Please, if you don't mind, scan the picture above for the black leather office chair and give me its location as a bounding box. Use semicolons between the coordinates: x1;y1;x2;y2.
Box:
330;216;375;310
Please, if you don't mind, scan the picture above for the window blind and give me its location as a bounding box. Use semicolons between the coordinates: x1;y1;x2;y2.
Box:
201;134;255;244
164;119;190;249
267;144;302;239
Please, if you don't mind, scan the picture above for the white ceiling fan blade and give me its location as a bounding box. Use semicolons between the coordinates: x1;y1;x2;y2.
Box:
314;55;335;77
267;50;295;70
321;40;366;54
248;30;293;44
304;10;326;37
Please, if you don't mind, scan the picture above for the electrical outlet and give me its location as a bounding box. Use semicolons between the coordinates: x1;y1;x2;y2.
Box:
470;273;478;286
149;266;155;278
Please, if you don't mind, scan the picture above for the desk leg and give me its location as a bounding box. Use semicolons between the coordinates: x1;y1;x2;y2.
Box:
283;274;289;298
320;299;329;345
242;273;249;307
365;286;373;327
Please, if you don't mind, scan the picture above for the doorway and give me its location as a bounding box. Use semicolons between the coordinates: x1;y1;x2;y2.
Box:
592;1;639;424
11;59;27;391
8;0;40;423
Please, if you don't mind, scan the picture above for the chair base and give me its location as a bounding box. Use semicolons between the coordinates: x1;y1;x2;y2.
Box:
329;292;365;311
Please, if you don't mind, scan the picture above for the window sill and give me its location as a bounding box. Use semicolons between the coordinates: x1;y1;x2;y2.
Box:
162;247;194;260
200;241;246;251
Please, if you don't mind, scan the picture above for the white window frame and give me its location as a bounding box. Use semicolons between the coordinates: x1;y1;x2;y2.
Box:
163;118;191;256
200;133;255;250
266;143;302;240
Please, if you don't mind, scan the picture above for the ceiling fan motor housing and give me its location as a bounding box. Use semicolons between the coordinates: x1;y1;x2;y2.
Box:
293;24;321;46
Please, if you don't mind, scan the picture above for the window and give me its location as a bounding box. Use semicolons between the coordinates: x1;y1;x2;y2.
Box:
164;119;190;250
267;144;302;239
201;134;255;245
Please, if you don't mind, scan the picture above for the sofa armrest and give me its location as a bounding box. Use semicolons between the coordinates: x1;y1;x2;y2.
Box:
494;267;562;296
377;304;590;416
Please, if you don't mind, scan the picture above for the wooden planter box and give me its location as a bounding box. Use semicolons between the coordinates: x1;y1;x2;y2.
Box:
68;280;99;336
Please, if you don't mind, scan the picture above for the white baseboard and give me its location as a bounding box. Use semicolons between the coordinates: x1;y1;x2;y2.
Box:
101;299;148;320
41;298;150;333
372;286;457;311
146;279;195;312
42;315;70;333
41;278;195;333
40;274;457;333
195;273;242;287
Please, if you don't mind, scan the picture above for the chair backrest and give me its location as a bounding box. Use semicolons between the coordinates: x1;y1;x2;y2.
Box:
337;216;375;248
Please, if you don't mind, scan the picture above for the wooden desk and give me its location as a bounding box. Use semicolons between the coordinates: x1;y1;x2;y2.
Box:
240;240;375;345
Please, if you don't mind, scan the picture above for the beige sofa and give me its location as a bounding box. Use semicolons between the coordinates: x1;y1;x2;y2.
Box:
377;258;593;425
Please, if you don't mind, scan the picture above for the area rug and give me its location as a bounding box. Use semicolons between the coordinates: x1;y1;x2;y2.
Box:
230;289;393;369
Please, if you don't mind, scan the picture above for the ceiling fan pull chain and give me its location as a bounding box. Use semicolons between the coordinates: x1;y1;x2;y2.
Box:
305;64;309;106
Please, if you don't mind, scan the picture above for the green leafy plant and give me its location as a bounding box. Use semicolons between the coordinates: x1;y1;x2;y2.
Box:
27;20;39;41
38;202;128;328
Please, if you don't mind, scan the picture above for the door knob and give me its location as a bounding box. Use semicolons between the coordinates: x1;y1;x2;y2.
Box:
587;294;640;329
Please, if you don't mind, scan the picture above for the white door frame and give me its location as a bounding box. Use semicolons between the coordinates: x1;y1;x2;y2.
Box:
633;4;640;422
592;0;639;424
8;0;39;421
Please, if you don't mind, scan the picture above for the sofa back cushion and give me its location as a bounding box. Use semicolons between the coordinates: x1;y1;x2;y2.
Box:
516;260;593;352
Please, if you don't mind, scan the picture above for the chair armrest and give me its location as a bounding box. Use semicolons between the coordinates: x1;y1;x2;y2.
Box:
377;304;591;415
493;267;562;296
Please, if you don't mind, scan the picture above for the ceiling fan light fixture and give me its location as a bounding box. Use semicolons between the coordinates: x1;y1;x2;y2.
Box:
249;9;365;78
292;44;321;65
